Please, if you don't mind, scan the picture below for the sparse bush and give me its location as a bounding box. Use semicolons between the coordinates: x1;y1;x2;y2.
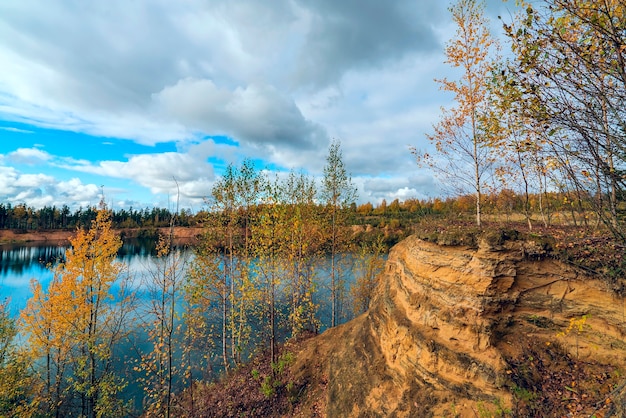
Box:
260;376;274;398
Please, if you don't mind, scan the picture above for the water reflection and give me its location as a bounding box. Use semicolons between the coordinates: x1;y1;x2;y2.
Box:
0;243;66;276
0;239;193;314
0;238;373;414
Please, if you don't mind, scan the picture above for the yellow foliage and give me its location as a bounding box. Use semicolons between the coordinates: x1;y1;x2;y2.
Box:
557;314;590;358
20;209;128;417
556;314;589;338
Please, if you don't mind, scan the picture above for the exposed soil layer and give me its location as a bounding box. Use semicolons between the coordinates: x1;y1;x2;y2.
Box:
0;227;202;245
160;228;626;417
193;232;626;417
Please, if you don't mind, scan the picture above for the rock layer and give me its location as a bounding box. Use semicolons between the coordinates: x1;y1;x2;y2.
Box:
291;234;626;417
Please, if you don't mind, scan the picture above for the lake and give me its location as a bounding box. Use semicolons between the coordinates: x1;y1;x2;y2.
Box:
0;238;381;414
0;238;169;315
0;239;369;327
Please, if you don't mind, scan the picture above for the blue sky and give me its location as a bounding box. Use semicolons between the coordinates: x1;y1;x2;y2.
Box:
0;0;517;211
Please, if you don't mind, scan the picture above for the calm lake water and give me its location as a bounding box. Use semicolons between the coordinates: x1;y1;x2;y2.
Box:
0;239;363;326
0;238;170;315
0;238;373;413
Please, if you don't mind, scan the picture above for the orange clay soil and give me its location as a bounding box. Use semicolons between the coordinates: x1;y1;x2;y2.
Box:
0;227;203;245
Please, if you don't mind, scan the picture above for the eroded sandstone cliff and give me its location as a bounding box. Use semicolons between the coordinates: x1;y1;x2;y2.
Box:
290;233;626;417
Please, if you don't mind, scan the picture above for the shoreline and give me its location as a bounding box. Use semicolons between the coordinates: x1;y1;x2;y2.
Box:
0;226;204;246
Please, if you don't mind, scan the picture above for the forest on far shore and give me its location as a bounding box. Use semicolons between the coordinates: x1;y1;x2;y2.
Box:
0;186;618;237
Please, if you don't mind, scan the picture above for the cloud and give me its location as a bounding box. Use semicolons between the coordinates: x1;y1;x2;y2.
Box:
0;0;444;147
0;166;20;196
153;78;327;150
0;0;518;208
57;139;224;205
0;164;100;209
0;95;193;145
0;126;33;134
0;143;228;210
14;173;55;187
7;147;52;165
292;0;442;87
53;178;100;204
0;1;309;145
355;173;437;204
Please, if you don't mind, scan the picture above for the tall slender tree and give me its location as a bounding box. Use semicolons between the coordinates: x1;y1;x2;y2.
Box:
210;164;240;367
252;176;287;365
21;209;132;418
414;0;500;226
282;171;321;336
504;0;626;240
185;222;230;375
232;160;262;363
188;160;263;371
138;234;188;418
321;140;357;328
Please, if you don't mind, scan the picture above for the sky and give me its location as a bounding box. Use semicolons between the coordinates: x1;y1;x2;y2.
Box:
0;0;519;212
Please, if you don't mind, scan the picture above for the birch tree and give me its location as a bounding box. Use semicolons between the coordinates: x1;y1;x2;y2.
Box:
188;160;262;371
321;140;357;328
415;0;500;226
137;234;189;418
251;176;286;365
0;300;36;417
21;209;132;418
282;171;321;336
504;0;626;240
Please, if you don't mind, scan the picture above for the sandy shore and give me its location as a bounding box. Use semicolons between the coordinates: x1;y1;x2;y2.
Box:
0;227;204;245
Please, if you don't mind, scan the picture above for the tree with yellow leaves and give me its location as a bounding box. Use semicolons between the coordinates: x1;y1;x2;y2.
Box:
414;0;500;227
321;140;357;327
251;176;288;365
281;170;321;337
504;0;626;240
21;208;133;418
0;300;38;417
350;236;386;316
490;59;554;229
137;233;190;418
185;160;263;374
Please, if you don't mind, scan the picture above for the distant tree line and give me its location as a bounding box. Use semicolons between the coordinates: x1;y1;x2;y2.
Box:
0;188;603;235
0;203;199;231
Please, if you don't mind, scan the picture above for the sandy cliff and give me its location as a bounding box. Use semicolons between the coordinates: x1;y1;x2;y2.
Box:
290;233;626;417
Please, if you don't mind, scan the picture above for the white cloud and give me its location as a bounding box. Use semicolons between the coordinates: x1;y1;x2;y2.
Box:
153;78;327;149
0;0;516;207
53;178;100;205
355;173;437;205
7;147;52;165
0;126;33;133
0;163;100;209
56;139;224;206
0;166;19;196
14;173;55;187
0;0;445;148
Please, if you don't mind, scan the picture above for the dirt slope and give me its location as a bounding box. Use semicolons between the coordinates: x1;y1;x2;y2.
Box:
288;234;626;417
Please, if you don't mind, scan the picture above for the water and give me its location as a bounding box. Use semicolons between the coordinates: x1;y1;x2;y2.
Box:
0;238;191;315
0;242;62;315
0;239;383;414
0;240;372;322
